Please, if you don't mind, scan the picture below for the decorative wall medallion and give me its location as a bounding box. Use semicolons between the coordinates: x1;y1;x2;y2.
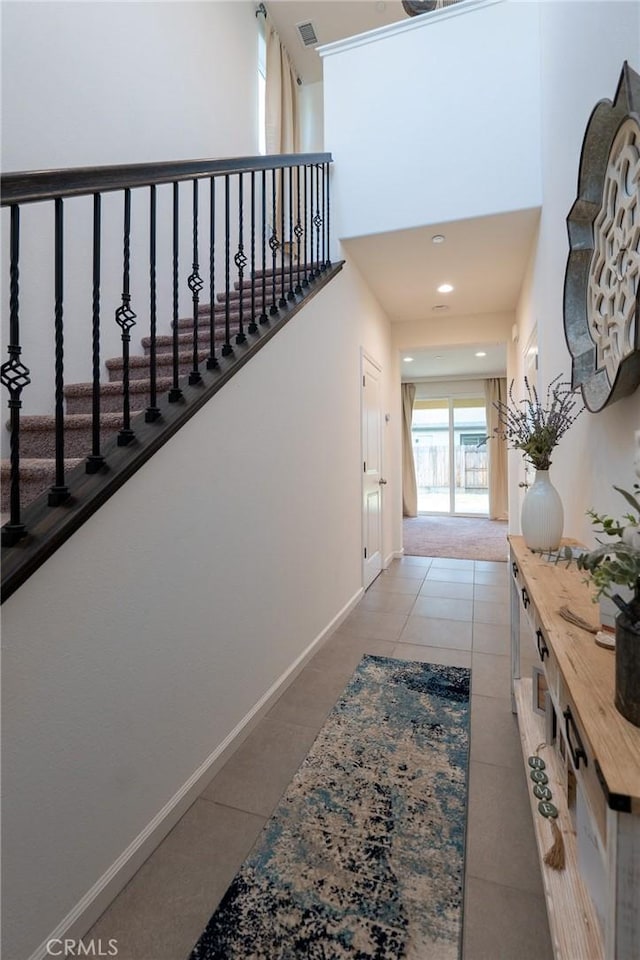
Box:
564;62;640;412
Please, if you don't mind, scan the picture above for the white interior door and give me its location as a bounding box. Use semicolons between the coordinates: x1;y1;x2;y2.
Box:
362;353;384;589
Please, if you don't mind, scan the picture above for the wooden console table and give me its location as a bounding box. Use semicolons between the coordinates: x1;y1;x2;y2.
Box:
509;536;640;960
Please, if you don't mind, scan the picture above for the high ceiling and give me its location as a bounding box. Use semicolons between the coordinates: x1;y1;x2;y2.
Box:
264;1;409;84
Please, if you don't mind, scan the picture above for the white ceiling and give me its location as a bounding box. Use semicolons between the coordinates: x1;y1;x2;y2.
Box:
343;209;540;322
400;342;507;381
264;1;409;84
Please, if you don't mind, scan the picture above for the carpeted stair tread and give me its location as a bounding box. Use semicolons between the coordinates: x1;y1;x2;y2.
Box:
64;377;174;414
64;378;173;399
20;413;125;430
140;329;259;354
1;458;83;512
17;413;126;458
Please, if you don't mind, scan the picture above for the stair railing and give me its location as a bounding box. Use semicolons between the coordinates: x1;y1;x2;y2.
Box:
1;153;335;598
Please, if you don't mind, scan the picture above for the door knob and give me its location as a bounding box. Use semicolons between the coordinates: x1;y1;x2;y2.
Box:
379;478;387;485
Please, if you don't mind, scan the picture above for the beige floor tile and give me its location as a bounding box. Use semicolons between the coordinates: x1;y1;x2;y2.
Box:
462;876;552;960
413;596;473;622
431;557;475;570
472;621;510;655
85;800;265;960
469;695;522;769
471;652;511;699
473;600;510;626
396;554;434;566
473;582;509;603
367;576;423;596
339;608;409;641
201;717;319;817
420;579;474;600
426;567;474;584
392;642;472;669
399;615;473;650
266;665;354;729
379;564;427;580
358;590;417;615
474;561;509;572
475;569;509;586
466;760;544;896
311;636;395;673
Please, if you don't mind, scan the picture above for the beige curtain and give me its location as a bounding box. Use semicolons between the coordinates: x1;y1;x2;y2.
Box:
484;378;508;520
402;383;418;518
266;25;300;155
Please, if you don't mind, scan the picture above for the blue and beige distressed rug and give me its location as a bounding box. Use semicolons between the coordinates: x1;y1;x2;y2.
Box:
191;655;471;960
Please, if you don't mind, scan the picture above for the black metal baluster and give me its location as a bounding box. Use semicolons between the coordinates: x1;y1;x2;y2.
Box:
248;171;258;334
1;205;30;544
287;165;295;300
321;162;327;271
115;189;136;445
222;174;233;356
49;198;71;501
269;168;279;315
168;182;183;402
260;169;268;324
146;185;161;421
303;165;309;287
207;177;218;369
314;164;322;277
87;193;106;469
294;165;303;294
326;162;332;268
188;179;203;384
279;167;286;307
235;173;247;344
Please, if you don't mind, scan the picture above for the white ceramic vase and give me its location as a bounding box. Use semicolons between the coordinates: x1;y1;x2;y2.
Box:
521;469;564;550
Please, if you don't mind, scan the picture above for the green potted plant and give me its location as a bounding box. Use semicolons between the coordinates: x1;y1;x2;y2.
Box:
557;484;640;726
491;375;583;549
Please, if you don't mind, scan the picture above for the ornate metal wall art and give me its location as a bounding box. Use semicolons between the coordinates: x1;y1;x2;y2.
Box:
564;62;640;412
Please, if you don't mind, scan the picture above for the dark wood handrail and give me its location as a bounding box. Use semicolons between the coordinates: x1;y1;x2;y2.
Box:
1;152;333;205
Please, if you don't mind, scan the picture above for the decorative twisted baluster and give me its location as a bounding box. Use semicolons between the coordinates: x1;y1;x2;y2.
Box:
188;179;203;384
321;162;327;272
146;185;161;420
269;168;279;315
115;189;137;445
313;164;322;277
287;165;295;301
222;174;233;357
248;171;258;335
1;205;30;544
294;165;303;294
279;168;287;307
326;162;332;269
303;165;310;287
49;198;71;501
235;173;247;344
86;193;106;470
207;176;218;370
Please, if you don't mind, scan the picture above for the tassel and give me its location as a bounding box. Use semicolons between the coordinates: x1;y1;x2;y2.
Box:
544;818;565;871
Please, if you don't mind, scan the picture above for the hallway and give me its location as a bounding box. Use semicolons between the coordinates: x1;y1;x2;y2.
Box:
86;556;553;960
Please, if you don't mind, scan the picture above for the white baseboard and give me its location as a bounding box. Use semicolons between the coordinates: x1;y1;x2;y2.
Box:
27;587;364;960
384;549;404;568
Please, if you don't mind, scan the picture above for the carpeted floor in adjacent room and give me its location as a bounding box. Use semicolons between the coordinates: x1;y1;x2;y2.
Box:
402;515;508;562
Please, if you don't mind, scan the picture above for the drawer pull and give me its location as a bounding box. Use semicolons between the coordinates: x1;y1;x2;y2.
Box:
536;628;549;661
521;586;530;609
563;706;588;769
512;561;519;578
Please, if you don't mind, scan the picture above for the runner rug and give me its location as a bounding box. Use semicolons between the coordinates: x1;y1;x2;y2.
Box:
190;655;471;960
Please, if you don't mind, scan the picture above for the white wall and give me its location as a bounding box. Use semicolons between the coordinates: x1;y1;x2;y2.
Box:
300;81;325;152
1;259;397;960
1;1;260;415
321;0;542;240
512;1;640;544
393;310;513;353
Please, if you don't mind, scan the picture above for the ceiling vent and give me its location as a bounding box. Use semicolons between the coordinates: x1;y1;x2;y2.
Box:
296;21;318;47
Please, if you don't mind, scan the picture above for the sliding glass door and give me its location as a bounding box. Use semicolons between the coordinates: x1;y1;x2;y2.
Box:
412;396;488;516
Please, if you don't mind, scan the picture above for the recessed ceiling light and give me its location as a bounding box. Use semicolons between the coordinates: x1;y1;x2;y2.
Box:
435;355;443;360
403;356;414;362
432;304;449;312
432;235;445;244
475;351;487;357
437;283;454;294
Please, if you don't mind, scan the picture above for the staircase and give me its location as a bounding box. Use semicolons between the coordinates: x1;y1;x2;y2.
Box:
1;267;312;511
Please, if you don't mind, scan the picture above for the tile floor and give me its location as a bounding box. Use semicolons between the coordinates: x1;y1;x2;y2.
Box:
87;556;553;960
